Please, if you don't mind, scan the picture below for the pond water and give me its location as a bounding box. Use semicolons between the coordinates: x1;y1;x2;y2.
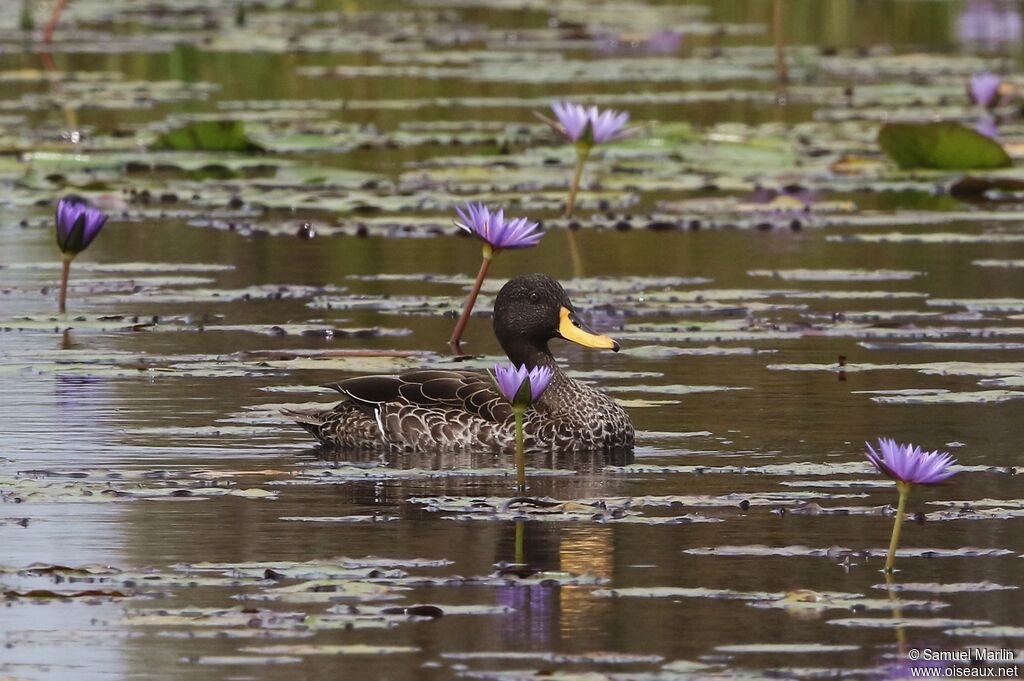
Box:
2;0;1024;679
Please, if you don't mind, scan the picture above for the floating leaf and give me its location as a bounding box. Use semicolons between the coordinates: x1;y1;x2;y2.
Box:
237;644;419;656
878;122;1011;170
187;656;301;666
873;582;1018;594
829;617;991;629
714;643;860;654
946;626;1024;638
747;268;922;282
151;120;265;152
682;545;1014;558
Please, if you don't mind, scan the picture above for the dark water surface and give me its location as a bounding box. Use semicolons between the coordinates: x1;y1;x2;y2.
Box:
2;1;1024;679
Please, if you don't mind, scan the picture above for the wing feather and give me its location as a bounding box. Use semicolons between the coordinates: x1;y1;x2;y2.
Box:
328;369;506;424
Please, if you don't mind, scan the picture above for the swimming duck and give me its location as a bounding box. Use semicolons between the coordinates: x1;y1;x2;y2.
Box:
289;274;634;453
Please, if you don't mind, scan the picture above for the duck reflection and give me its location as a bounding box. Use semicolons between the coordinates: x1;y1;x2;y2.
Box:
311;445;634;473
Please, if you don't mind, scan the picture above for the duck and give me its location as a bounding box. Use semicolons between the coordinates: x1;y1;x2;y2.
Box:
288;273;634;453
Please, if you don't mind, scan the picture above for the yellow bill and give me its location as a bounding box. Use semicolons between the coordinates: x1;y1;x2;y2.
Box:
558;307;620;351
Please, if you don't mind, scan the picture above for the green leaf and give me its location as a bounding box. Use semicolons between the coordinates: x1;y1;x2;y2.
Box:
151;120;265;152
877;122;1011;170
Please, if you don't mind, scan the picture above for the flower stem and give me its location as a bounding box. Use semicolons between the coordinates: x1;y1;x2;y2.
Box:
449;254;492;350
514;407;526;492
772;0;789;86
566;229;584;278
564;146;591;219
43;0;66;44
883;570;907;653
885;483;909;573
58;258;71;314
514;520;524;566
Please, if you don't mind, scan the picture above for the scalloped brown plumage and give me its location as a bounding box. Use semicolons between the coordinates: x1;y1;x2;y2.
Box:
286;274;634;453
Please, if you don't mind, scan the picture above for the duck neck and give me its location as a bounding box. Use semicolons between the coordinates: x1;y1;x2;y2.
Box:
501;338;559;372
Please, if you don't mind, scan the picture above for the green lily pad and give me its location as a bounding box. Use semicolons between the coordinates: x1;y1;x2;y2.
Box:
151;120;265;152
878;122;1011;170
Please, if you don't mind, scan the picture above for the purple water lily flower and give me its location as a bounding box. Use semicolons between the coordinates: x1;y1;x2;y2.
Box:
549;102;630;145
865;438;957;486
497;362;553;491
449;203;542;348
455;202;542;252
957;0;1022;50
540;102;633;217
55;195;107;258
968;72;1002;108
493;363;553;407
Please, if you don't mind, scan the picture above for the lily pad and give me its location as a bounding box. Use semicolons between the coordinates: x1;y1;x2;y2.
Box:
151;120;265;152
829;617;991;629
878;122;1011;170
873;582;1018;594
714;643;860;654
237;644;419;656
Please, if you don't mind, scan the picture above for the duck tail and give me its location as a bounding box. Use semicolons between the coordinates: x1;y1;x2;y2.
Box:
282;407;330;439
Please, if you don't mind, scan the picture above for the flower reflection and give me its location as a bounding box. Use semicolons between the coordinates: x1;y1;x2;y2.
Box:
974;114;1001;139
55;373;99;409
957;0;1022;50
883;655;950;680
495;584;557;643
595;29;682;56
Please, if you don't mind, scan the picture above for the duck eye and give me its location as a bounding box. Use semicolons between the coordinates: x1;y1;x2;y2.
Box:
529;292;540;303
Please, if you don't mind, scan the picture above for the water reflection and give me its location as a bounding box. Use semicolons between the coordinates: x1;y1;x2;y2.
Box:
0;341;129;680
313;445;635;472
494;522;614;647
594;29;683;56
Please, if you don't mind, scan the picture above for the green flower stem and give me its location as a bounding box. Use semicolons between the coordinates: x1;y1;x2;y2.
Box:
58;257;71;314
513;405;526;492
514;520;525;566
564;145;592;219
883;570;907;653
885;482;910;573
19;0;34;31
448;248;494;350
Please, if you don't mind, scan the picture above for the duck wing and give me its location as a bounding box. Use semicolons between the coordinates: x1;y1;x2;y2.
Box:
326;369;513;423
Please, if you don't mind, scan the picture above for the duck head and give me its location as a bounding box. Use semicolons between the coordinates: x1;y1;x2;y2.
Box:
493;274;619;365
